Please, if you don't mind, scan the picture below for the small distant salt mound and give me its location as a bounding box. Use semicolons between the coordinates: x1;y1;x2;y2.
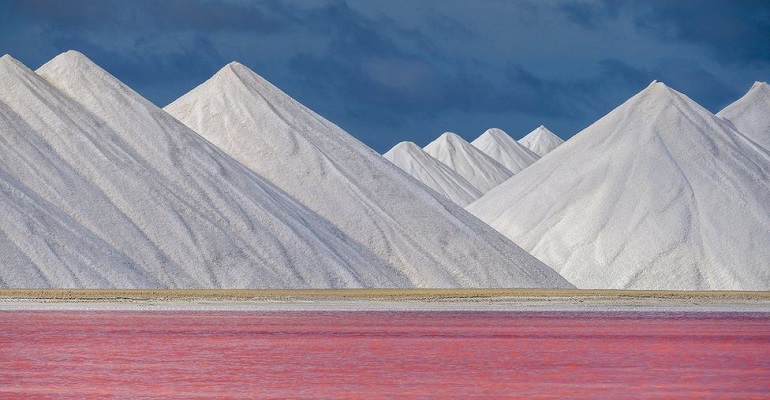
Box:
423;132;513;193
166;61;572;288
468;81;770;290
471;128;540;174
517;125;565;157
717;81;770;150
383;141;482;207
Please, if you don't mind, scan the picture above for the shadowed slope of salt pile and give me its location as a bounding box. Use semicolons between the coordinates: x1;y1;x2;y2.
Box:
717;82;770;150
166;62;572;288
468;81;770;290
471;128;540;174
0;164;151;288
1;51;411;289
423;132;513;193
518;125;565;157
383;141;482;207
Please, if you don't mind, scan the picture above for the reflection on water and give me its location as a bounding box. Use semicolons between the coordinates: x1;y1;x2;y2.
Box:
1;311;768;398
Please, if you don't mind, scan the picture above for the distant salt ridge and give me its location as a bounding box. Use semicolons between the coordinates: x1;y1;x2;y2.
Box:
166;61;572;288
423;132;513;193
471;128;539;174
468;81;770;290
517;125;565;157
717;81;770;150
383;141;482;207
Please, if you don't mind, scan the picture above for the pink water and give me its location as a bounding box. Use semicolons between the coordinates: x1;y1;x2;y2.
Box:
1;311;768;399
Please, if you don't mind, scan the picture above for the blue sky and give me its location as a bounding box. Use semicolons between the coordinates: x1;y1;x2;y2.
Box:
1;0;768;152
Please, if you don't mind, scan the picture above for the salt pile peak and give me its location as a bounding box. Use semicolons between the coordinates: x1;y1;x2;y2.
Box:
1;51;408;289
468;81;770;290
471;128;540;174
383;141;482;207
717;81;770;150
518;125;565;157
166;61;572;288
423;132;513;193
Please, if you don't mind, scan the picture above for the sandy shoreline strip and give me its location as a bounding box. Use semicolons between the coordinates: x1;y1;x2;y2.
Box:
2;288;770;300
1;289;769;311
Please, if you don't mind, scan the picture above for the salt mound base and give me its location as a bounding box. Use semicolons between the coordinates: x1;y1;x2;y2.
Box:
165;62;571;288
518;125;564;157
471;128;539;174
383;142;482;207
717;81;770;150
0;52;406;288
423;132;513;193
468;81;770;290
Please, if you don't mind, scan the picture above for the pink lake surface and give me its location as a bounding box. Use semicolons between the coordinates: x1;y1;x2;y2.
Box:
1;311;769;399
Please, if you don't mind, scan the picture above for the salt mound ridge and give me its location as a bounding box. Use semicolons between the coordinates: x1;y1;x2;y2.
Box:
717;81;770;150
471;128;539;174
424;132;513;193
165;62;571;288
468;81;770;290
0;52;409;288
518;125;564;157
383;141;482;207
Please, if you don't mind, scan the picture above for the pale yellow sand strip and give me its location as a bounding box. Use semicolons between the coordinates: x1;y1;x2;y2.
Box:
1;289;769;302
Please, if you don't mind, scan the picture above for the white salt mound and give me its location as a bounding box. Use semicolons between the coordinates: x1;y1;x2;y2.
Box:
423;132;513;193
717;81;770;150
383;141;482;207
166;62;571;288
518;125;565;157
0;51;407;288
468;81;770;290
471;128;540;174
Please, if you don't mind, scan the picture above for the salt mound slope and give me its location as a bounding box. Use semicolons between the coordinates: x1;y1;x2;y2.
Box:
468;81;770;290
471;128;539;174
518;125;565;157
383;141;482;207
1;52;405;289
423;132;513;193
717;81;770;150
166;62;571;288
0;164;150;288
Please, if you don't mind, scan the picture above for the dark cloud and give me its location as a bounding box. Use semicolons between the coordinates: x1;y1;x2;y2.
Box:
425;9;473;39
560;0;623;28
3;0;289;34
0;0;767;152
633;0;770;65
599;59;649;86
559;0;770;65
284;3;591;133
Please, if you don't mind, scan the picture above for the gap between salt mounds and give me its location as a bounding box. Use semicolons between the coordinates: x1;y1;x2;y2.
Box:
383;141;482;207
423;131;513;193
717;81;770;151
471;128;540;174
